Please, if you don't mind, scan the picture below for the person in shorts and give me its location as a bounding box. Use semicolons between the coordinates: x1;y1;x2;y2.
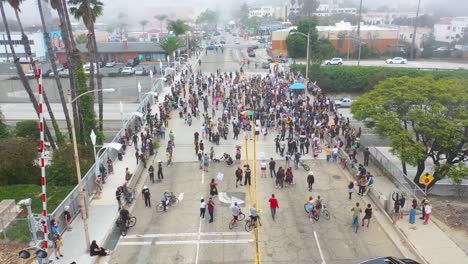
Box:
362;204;372;227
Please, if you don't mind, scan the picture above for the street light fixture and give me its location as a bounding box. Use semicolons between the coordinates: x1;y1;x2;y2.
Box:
67;88;115;252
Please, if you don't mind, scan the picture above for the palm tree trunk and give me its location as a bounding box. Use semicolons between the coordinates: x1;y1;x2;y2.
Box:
0;1;56;149
60;0;85;143
38;0;72;140
14;8;64;145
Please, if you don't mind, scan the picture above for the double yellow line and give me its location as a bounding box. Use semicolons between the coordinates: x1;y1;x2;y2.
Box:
244;117;262;264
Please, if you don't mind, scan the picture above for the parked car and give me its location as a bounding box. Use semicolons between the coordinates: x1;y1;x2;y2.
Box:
248;50;256;57
324;58;343;65
261;62;270;69
267;56;288;63
248;45;259;50
58;69;69;77
25;70;35;78
386;57;407;64
334;98;353;107
126;58;139;67
206;45;216;50
49;68;64;77
134;67;146;75
121;67;135;75
359;256;419;264
105;60;116;67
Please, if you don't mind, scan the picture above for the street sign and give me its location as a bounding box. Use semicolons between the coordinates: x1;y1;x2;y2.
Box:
419;172;434;186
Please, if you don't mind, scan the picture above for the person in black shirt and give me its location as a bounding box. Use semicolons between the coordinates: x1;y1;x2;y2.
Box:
244;165;252;186
157;160;164;180
119;205;132;226
269;158;276;178
142;186;151;208
362;204;372;227
90;240;111;256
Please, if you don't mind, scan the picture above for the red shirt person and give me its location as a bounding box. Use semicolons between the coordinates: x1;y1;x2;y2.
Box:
268;194;279;221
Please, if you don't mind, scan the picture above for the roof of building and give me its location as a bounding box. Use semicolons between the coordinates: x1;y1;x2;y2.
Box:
436;17;453;25
75;42;164;53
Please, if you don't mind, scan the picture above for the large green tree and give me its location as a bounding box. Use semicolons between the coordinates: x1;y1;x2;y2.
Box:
286;32;307;58
352;76;468;189
0;109;8;138
300;0;319;17
15;120;40;140
0;137;39;185
159;37;184;61
237;2;249;26
195;9;218;29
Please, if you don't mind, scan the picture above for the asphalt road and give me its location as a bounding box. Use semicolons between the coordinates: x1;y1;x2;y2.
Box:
109;39;402;263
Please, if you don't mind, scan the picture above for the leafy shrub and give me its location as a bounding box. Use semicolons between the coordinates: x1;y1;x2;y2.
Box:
15;120;40;140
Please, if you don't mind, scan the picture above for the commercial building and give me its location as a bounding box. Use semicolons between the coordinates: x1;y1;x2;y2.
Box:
434;17;468;44
55;40;168;64
0;32;47;62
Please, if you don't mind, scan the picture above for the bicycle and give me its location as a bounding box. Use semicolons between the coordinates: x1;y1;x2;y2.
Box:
303;203;319;221
156;194;179;212
300;160;310;171
321;205;331;220
228;211;246;229
116;216;137;236
125;188;136;204
245;215;261;232
352;216;359;233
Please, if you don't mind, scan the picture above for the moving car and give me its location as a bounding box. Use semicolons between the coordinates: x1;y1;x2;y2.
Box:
324;58;343;65
334;98;353;107
386;57;407;64
58;69;69;77
105;60;116;67
121;67;135;75
261;62;270;69
267;56;288;63
248;50;256;57
49;68;64;77
234;38;240;44
206;45;216;50
359;256;419;264
25;70;35;78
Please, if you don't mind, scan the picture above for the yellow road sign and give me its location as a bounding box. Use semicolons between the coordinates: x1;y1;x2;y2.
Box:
419;172;434;186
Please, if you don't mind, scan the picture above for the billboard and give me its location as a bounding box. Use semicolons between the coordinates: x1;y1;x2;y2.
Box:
50;31;65;52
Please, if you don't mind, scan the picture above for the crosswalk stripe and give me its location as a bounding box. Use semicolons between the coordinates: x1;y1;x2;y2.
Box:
123;231;251;239
119;239;253;246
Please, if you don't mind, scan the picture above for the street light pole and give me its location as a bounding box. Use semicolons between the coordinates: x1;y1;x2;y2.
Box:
90;130;100;183
410;0;422;60
357;0;363;66
305;30;310;82
67;88;115;252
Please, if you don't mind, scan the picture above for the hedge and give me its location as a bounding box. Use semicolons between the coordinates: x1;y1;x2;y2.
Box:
290;64;468;93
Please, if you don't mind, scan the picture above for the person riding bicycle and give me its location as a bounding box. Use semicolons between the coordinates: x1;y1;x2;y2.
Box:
119;205;132;226
249;203;261;227
351;202;362;225
232;202;240;225
305;196;315;221
161;191;169;212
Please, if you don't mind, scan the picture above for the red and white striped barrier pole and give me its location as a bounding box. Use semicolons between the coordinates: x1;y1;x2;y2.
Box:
35;68;49;250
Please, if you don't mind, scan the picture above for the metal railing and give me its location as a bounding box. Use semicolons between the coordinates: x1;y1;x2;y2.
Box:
49;75;165;233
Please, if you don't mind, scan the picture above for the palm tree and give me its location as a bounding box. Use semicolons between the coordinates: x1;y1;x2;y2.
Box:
38;0;72;141
154;14;167;34
159;37;184;62
68;0;105;132
139;19;149;32
0;0;56;148
167;19;190;36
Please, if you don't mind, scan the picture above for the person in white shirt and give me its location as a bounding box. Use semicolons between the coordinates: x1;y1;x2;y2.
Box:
332;146;339;162
423;201;432;225
200;198;206;219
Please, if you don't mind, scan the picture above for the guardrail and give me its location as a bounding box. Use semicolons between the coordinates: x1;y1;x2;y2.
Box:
48;75;165;233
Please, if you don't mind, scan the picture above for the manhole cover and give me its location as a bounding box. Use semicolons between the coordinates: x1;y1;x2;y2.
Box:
332;175;341;180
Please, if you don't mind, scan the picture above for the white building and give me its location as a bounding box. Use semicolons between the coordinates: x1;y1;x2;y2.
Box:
249;6;285;19
315;4;357;16
434;17;468;43
0;32;47;63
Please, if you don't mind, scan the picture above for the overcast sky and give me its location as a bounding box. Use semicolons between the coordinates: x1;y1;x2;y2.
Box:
2;0;467;27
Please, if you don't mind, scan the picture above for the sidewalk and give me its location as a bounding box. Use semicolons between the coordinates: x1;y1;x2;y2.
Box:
352;150;468;264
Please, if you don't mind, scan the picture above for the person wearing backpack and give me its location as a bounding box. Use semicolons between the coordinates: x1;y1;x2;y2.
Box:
307;172;315;192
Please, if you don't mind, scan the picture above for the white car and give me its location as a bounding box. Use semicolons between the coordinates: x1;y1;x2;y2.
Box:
324;58;343;65
58;69;69;77
134;67;145;75
234;38;240;44
49;68;64;77
121;67;135;75
105;61;116;67
25;70;35;77
386;57;407;64
334;98;353;107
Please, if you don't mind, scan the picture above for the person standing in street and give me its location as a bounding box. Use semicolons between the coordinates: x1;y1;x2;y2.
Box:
307;172;315;192
142;186;151;207
410;198;417;224
348;181;354;200
116;187;122;211
269;158;276;178
423;201;432;225
362;204;372;227
420;195;429;220
235;167;243;188
64;206;72;231
157;160;164;180
208;197;215;223
244;165;252;186
363;147;370;166
200;197;206;219
203;153;210;172
269;194;279;221
148;165;155;183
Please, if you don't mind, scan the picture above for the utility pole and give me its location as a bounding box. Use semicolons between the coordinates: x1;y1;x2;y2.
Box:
410;0;422;60
356;0;363;66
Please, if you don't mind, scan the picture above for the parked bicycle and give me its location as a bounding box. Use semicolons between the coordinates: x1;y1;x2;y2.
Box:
300;160;310;171
228;210;246;229
116;216;137;236
156;192;179;212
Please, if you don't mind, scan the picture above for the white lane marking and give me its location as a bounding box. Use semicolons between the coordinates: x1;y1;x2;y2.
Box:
218;192;245;207
195;219;202;264
201;169;205;184
123;231;251;239
178;192;184;202
314;231;326;264
119;239;254;246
